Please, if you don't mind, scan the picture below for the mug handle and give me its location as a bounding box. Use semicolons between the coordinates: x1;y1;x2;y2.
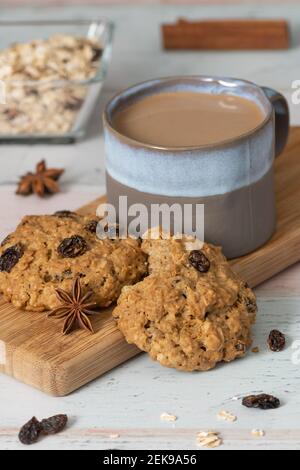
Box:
262;87;290;158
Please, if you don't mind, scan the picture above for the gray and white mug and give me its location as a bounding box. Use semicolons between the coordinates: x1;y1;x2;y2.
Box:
103;76;289;259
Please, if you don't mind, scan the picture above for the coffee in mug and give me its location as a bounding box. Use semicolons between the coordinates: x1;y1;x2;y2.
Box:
112;91;265;147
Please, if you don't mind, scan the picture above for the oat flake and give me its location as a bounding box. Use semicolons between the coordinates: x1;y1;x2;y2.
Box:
251;429;265;438
217;410;237;422
160;412;177;422
196;431;223;449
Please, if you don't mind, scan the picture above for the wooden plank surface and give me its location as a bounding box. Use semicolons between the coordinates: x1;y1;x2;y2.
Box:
162;19;290;50
0;128;300;397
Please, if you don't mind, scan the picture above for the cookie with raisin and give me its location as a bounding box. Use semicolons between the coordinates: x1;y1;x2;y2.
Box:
113;234;256;371
0;213;147;311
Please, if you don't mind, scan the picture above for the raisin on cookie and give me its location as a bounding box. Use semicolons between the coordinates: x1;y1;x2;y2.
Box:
113;235;257;372
0;213;147;311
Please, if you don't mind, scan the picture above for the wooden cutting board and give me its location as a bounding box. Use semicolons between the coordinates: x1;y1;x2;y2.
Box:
1;128;300;396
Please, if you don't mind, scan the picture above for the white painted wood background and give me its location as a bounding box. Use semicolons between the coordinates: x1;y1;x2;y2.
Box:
0;2;300;450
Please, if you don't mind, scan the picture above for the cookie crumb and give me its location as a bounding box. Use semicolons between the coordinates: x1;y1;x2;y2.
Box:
251;347;260;353
109;433;120;439
160;412;177;422
251;429;265;438
217;410;237;422
196;431;222;449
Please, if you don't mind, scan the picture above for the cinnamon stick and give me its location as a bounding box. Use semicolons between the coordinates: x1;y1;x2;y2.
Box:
162;19;290;50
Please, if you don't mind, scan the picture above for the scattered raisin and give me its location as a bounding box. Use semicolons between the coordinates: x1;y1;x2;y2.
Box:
0;243;24;273
53;210;77;219
189;250;210;273
268;330;286;352
18;414;68;445
58;235;88;258
18;417;41;445
84;220;99;234
242;394;280;410
40;414;68;435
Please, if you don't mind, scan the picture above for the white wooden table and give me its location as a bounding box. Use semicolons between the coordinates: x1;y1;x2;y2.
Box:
0;3;300;450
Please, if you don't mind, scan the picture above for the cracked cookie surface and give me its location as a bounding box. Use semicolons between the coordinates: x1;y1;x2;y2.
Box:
0;213;147;311
113;236;257;371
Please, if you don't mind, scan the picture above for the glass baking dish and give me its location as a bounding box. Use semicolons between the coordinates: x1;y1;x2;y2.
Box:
0;19;114;143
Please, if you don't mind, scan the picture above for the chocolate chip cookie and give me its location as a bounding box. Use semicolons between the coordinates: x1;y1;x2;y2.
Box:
0;213;147;311
113;235;257;371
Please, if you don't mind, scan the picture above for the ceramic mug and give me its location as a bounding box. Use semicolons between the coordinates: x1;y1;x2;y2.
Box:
103;76;289;258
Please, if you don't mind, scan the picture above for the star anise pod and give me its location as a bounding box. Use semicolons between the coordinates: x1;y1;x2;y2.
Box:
16;160;64;198
48;277;99;335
